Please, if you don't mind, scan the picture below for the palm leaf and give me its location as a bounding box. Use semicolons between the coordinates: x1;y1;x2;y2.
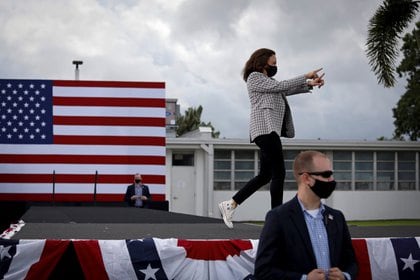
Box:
366;0;419;87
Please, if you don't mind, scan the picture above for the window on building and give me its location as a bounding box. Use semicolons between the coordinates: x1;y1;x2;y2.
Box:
234;150;255;190
172;152;194;166
333;151;352;190
214;149;269;191
214;150;232;190
397;152;416;190
213;148;419;192
376;152;395;190
284;150;301;190
355;151;374;190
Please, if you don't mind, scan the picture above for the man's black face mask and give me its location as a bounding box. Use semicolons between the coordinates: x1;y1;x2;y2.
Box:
309;179;336;199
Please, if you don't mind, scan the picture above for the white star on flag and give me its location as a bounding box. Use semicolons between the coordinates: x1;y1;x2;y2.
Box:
400;253;419;271
139;263;160;280
0;245;12;260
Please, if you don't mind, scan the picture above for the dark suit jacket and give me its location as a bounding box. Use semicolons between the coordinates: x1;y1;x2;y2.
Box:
124;184;151;207
254;196;358;280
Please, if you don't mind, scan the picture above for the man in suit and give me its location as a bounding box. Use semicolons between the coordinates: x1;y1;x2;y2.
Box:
254;151;358;280
124;173;151;208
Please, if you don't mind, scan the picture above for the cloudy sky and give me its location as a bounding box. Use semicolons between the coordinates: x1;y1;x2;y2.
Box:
1;0;418;140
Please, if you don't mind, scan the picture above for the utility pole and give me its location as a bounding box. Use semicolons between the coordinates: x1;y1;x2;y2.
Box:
72;60;83;80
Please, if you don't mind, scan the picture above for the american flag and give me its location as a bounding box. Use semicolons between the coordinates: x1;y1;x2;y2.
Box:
0;79;166;202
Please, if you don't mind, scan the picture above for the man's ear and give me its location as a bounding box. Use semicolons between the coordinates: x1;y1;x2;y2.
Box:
301;173;312;185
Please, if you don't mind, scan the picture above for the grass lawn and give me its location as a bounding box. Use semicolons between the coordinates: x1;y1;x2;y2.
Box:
248;220;420;227
347;219;420;227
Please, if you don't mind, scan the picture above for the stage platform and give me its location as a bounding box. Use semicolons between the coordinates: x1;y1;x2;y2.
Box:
8;205;420;240
11;206;262;239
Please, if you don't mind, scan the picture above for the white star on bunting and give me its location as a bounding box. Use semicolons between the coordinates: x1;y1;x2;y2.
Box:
0;245;12;260
400;253;419;272
139;263;159;280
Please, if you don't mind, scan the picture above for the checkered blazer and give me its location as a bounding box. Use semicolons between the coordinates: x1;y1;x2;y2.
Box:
247;72;311;142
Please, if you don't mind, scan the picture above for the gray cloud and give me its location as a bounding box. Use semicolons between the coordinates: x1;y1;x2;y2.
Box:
0;0;417;140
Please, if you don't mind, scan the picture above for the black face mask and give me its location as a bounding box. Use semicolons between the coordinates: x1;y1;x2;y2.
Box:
135;180;141;184
309;179;336;199
266;65;277;77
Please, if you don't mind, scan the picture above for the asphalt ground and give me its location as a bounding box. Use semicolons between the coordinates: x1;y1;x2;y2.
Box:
9;206;420;240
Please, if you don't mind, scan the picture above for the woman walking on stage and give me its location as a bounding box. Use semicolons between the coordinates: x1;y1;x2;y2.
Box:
218;48;325;228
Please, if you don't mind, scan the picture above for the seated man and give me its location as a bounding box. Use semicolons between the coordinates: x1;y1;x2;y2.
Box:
254;151;358;280
124;173;151;208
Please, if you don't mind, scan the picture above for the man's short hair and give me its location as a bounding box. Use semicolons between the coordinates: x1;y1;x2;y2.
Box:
293;151;329;181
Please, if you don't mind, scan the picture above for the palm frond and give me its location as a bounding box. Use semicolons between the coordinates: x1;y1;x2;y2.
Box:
366;0;419;87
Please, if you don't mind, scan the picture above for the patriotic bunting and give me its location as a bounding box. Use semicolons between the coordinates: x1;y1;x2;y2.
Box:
1;237;419;279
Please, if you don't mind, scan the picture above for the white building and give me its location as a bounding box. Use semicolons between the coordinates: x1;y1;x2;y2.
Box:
165;128;420;221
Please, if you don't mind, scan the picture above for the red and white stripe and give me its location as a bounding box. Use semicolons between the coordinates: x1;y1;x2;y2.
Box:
0;80;166;202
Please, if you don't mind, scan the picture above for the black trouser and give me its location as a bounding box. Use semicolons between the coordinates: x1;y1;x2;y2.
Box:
233;132;285;209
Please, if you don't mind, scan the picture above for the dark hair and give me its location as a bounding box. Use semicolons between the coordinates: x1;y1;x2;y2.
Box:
242;48;275;81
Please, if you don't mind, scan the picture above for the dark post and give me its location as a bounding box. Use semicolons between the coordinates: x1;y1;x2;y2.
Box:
93;171;98;206
52;170;56;206
72;60;83;80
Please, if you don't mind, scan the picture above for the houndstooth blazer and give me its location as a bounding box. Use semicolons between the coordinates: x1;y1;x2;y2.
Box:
247;72;311;142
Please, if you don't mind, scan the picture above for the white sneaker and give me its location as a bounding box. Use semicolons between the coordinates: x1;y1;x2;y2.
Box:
218;200;235;229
